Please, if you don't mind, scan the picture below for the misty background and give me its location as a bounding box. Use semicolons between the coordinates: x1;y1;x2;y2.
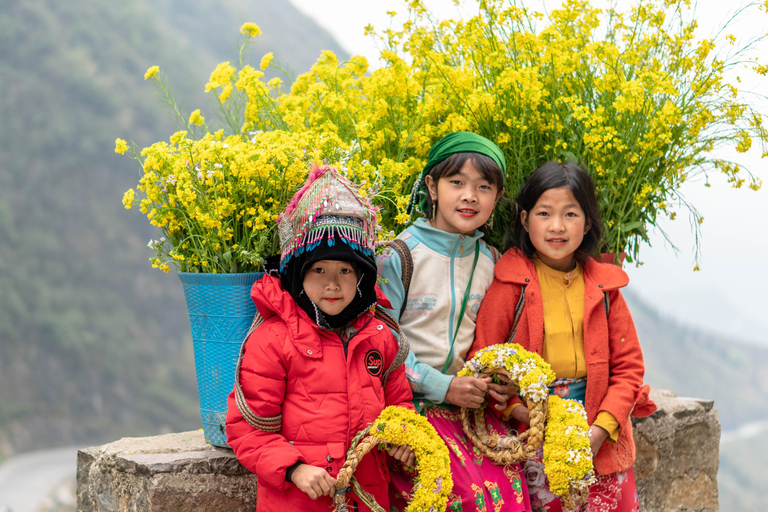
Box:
0;0;766;510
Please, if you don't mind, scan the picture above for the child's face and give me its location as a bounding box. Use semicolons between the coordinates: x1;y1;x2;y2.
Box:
521;186;589;272
425;160;501;235
302;260;359;316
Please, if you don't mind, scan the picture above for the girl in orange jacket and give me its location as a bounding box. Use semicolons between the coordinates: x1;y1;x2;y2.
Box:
473;162;656;511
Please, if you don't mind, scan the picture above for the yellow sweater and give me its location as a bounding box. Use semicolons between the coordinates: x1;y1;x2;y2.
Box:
503;259;618;440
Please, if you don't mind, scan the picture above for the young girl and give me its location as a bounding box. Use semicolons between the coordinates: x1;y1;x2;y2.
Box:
226;166;415;511
473;161;657;511
378;131;532;511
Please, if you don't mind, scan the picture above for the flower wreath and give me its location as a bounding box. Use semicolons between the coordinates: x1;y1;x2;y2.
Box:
333;406;453;512
457;342;595;508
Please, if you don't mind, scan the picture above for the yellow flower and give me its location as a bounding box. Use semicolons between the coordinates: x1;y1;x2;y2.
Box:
188;109;204;126
205;62;235;92
122;189;135;209
114;138;128;155
260;52;274;71
144;65;159;80
369;407;453;511
240;22;261;37
219;84;233;103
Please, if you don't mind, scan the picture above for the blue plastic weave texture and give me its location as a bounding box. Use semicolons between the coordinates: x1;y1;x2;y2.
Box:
179;272;263;447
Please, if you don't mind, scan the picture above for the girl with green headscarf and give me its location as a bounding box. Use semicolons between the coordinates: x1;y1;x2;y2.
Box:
379;132;532;511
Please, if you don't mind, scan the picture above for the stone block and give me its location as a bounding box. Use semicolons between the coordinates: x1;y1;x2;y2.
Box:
77;390;720;511
76;431;256;511
633;389;721;512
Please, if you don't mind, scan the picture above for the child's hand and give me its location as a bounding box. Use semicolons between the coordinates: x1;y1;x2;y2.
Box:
509;405;530;425
445;376;492;408
387;444;416;467
291;464;336;500
488;376;519;410
588;424;609;456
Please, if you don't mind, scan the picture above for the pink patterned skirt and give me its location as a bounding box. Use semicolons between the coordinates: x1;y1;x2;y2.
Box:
389;403;531;512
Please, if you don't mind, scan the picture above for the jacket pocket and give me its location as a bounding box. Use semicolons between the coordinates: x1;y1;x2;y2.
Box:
293;441;345;477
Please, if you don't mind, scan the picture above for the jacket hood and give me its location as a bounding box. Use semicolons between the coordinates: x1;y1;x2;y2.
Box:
494;248;629;291
250;275;393;357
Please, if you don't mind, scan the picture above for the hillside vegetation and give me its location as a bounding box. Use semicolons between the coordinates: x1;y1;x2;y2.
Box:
0;0;344;455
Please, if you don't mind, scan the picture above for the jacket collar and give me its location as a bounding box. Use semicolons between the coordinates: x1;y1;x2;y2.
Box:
494;248;629;291
407;218;484;256
250;275;388;359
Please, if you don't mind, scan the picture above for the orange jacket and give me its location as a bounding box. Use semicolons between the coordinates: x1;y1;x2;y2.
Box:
473;248;656;475
226;275;413;511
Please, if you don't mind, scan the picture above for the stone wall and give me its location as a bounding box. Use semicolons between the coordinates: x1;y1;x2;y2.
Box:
77;389;720;511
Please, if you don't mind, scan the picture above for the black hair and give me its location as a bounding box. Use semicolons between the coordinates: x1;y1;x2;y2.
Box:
506;161;603;257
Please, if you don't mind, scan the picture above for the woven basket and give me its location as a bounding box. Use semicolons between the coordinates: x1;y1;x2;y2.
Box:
179;272;263;447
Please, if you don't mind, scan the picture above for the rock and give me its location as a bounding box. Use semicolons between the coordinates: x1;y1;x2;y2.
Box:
76;431;256;511
634;389;721;512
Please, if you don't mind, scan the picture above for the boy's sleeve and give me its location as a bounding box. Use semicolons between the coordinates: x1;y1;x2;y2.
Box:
225;323;302;491
377;248;454;404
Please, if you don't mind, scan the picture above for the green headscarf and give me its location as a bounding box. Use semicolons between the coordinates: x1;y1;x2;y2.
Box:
406;131;507;216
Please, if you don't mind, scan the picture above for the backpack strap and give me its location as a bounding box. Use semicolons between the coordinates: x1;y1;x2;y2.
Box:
505;284;527;343
375;307;411;388
389;239;413;318
489;245;502;264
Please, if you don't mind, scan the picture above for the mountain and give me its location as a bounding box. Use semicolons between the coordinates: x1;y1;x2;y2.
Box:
626;291;768;510
626;291;768;431
0;0;345;457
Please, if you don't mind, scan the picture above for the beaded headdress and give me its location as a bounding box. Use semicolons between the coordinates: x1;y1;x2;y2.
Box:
278;166;378;271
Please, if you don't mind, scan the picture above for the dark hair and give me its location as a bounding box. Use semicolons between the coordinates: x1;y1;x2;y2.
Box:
506;162;603;257
424;152;506;221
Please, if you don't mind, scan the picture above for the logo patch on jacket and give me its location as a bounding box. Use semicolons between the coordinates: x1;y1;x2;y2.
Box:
365;350;383;377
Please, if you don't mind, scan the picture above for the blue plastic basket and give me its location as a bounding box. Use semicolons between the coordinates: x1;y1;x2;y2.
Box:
179;272;264;447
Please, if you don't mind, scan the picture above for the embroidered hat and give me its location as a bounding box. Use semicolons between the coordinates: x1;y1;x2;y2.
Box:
278;165;378;271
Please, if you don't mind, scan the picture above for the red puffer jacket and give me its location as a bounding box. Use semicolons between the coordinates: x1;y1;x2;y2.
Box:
226;275;413;511
473;249;657;476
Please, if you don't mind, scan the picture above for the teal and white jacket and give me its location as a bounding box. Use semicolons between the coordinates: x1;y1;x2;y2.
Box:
377;218;499;404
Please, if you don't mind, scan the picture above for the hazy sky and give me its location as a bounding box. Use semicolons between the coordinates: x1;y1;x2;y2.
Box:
289;0;768;346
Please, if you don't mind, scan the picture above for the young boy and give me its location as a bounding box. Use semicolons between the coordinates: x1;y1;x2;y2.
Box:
226;166;414;511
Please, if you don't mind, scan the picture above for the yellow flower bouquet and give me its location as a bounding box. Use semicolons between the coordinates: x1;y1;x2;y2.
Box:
544;395;597;509
370;0;768;261
458;343;594;507
334;406;453;512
